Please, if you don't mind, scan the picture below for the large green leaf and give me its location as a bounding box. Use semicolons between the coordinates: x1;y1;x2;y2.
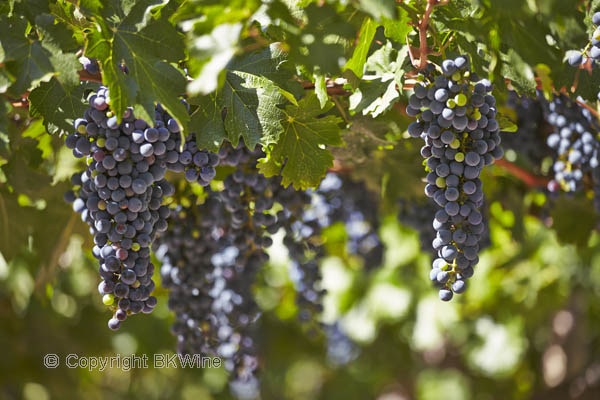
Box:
189;94;227;152
0;16;56;96
35;14;79;53
258;94;343;189
189;44;292;150
186;23;243;96
28;78;96;135
83;0;188;128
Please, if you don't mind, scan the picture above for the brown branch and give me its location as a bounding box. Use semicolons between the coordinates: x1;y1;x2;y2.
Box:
415;0;449;69
78;69;102;83
301;80;350;96
494;158;550;188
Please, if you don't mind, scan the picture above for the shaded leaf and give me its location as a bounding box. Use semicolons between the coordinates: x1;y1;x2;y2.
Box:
258;94;343;189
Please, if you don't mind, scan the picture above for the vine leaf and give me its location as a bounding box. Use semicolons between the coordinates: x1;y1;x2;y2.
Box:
258;93;343;189
189;93;226;152
500;50;536;97
29;79;96;135
349;42;409;117
187;23;243;96
0;16;56;96
189;44;292;150
83;0;189;129
344;17;378;78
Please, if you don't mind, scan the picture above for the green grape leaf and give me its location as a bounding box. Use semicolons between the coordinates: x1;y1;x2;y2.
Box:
381;8;412;43
501;50;536;97
349;42;408;117
189;94;227;152
84;0;189;129
35;14;79;53
28;78;96;135
258;94;343;189
0;16;56;96
349;79;399;118
190;44;291;150
344;17;378;78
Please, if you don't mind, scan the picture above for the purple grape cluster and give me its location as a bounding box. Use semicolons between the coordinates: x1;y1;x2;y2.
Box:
406;56;503;301
307;173;384;270
63;86;221;329
543;94;600;194
156;191;262;390
502;91;552;170
155;145;325;388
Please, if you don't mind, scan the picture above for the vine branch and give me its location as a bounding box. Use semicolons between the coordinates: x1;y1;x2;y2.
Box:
413;0;450;69
494;158;550;188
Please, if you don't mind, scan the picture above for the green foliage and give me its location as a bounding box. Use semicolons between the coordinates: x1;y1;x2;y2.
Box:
190;44;293;150
258;93;343;189
344;17;378;78
349;42;409;117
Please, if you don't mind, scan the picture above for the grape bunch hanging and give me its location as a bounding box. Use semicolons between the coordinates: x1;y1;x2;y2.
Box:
406;56;503;300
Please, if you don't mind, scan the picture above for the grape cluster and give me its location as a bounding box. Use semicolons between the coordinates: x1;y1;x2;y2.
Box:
567;11;600;71
406;56;503;301
156;146;315;385
308;173;384;270
276;188;325;327
156;143;331;391
63;86;221;329
543;94;600;194
156;191;262;389
501;91;552;169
